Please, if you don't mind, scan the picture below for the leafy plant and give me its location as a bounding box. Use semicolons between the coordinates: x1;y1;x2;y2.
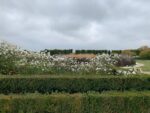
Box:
139;49;150;60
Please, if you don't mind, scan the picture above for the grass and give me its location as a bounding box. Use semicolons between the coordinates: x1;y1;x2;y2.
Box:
0;91;149;99
136;60;150;71
0;74;149;78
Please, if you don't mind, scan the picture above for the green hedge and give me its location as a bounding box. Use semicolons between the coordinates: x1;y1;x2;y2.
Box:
75;50;110;54
42;49;73;55
0;76;149;93
0;92;149;113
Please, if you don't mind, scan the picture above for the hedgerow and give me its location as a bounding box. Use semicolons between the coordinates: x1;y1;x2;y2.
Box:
0;76;149;94
0;92;149;113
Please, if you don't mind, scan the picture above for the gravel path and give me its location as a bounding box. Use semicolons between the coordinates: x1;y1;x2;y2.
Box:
122;62;150;75
134;63;144;68
135;63;150;74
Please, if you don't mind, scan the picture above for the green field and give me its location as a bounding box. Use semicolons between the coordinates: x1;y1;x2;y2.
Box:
136;60;150;71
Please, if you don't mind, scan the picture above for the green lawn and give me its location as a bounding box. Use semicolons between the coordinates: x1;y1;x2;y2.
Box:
136;60;150;71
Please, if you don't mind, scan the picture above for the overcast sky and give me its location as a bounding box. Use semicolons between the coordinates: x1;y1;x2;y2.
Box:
0;0;150;50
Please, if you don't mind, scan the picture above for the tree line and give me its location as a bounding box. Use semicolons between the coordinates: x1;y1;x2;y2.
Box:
41;49;140;55
41;45;150;60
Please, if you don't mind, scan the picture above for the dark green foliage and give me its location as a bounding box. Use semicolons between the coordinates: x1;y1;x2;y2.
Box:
0;92;149;113
0;76;149;94
75;50;110;54
81;93;150;113
130;49;141;56
0;51;18;75
42;49;73;55
0;56;16;75
139;49;150;60
41;49;142;55
112;50;122;54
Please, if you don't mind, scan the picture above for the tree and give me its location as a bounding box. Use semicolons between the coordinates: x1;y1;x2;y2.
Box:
121;50;135;56
138;45;149;51
139;49;150;59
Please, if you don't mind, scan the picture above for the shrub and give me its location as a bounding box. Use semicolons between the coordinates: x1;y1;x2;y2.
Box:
121;50;136;56
0;92;149;113
112;50;122;54
138;45;149;51
75;50;109;54
0;41;139;75
0;41;19;75
139;49;150;60
116;55;136;66
42;49;73;55
0;76;149;94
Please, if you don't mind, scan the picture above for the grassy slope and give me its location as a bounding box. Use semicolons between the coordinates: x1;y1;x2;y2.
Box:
136;60;150;71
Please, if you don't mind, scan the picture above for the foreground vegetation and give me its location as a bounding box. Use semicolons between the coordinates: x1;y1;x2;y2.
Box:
0;75;149;94
0;41;138;75
0;41;150;112
0;91;149;113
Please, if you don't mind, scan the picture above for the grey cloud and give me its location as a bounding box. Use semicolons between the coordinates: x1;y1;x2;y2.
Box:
0;0;150;50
